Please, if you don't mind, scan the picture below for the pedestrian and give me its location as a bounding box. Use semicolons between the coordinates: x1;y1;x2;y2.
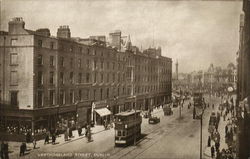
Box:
19;142;26;156
225;125;228;135
44;131;49;144
33;137;36;149
85;124;88;136
64;128;68;141
103;120;107;130
52;133;56;145
26;131;31;143
212;104;214;109
207;136;211;147
78;125;82;136
87;126;92;142
215;141;220;152
211;145;215;158
69;127;72;138
193;107;196;119
4;142;9;159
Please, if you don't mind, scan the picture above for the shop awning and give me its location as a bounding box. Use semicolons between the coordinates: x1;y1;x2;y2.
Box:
95;108;111;117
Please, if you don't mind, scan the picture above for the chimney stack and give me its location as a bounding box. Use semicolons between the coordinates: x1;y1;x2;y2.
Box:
8;17;25;34
57;25;71;39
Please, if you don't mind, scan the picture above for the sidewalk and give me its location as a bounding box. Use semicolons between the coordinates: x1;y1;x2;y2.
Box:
204;97;236;158
8;125;109;158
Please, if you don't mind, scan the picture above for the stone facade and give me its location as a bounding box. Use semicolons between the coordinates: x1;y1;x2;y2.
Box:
0;17;172;140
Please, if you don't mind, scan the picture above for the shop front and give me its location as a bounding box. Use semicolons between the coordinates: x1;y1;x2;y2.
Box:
0;107;58;142
94;107;112;125
0;104;83;142
92;100;112;125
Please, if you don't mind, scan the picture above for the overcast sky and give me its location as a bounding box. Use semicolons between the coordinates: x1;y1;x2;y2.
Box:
0;0;242;73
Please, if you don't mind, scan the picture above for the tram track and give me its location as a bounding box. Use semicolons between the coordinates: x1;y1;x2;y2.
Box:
116;100;215;159
108;105;193;159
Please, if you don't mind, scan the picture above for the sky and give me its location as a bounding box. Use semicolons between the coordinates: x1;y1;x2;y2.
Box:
0;0;243;73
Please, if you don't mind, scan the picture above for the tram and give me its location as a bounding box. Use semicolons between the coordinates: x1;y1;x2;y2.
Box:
114;110;142;146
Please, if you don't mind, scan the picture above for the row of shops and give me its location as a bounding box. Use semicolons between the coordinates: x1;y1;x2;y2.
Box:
0;94;171;141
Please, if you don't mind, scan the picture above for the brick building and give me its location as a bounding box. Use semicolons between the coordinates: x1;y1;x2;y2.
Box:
0;17;172;141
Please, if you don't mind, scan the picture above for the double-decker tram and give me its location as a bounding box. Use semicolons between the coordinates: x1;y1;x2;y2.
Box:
114;110;142;146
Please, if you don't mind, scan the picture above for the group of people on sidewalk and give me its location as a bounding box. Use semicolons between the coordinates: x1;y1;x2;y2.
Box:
207;96;237;159
18;122;96;157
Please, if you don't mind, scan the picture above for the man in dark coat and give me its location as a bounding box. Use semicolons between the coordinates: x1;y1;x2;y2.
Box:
52;133;56;145
211;146;215;158
193;107;196;119
44;131;49;144
207;136;211;147
3;142;9;159
78;125;82;136
19;142;26;156
69;127;73;138
215;141;220;152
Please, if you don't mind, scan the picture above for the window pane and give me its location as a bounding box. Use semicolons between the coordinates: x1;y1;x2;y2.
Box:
37;91;43;107
50;56;54;66
49;90;55;105
38;71;43;86
59;90;65;105
37;55;43;65
49;72;54;84
10;71;18;85
10;39;17;46
10;53;18;65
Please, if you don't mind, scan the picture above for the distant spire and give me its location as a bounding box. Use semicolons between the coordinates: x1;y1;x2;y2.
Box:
176;59;179;80
125;35;132;50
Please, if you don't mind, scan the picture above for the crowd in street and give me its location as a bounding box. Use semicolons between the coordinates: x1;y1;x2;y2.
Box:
207;95;237;159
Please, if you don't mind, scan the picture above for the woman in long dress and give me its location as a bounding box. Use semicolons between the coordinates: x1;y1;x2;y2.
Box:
64;128;69;141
